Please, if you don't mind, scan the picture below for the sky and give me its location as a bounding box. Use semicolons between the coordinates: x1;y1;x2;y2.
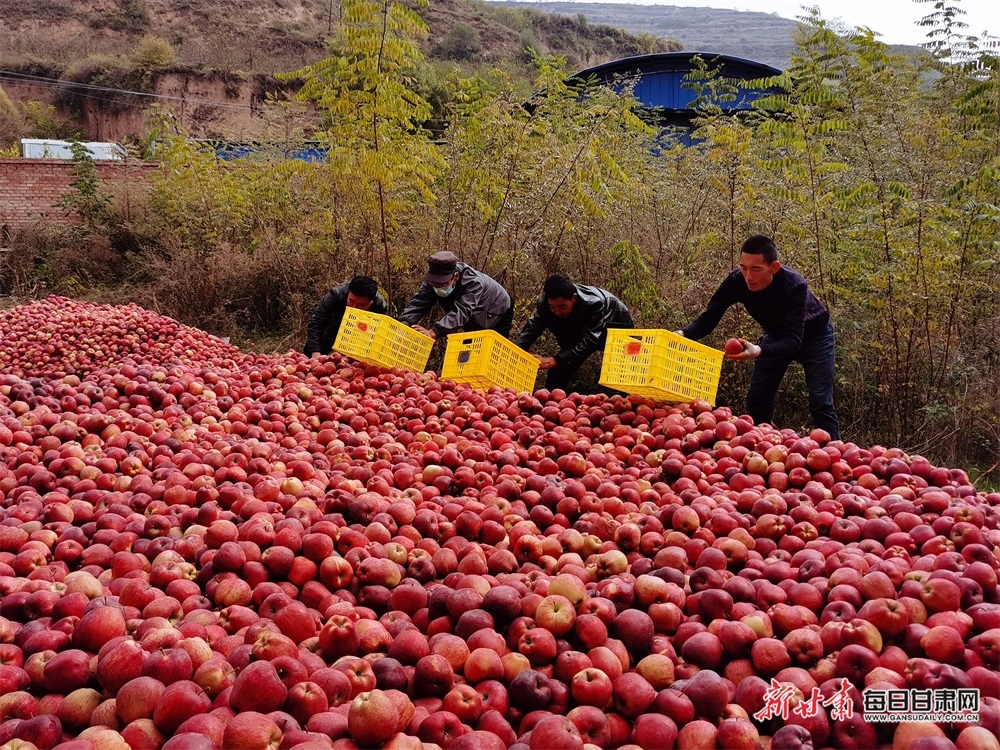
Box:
553;0;999;47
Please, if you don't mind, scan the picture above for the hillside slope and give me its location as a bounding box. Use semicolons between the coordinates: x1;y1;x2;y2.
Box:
489;1;926;70
493;1;802;69
0;0;679;75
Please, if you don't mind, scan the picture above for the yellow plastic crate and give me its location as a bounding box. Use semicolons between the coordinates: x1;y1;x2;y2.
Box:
599;328;724;405
333;309;434;373
441;330;539;394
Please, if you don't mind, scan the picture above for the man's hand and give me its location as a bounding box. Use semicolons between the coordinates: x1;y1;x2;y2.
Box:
309;352;321;359
534;355;558;370
673;330;685;337
727;341;761;361
412;325;436;340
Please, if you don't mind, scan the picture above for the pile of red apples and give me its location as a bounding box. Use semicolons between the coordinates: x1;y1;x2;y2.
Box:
0;297;996;750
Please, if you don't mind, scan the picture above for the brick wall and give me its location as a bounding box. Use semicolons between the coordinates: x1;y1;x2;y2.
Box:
0;159;156;239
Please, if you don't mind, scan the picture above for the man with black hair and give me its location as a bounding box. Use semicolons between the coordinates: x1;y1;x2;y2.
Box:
678;234;841;439
400;251;513;340
515;274;634;391
304;276;388;357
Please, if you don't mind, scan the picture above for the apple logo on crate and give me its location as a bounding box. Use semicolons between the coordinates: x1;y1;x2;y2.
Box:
357;323;368;332
625;342;642;355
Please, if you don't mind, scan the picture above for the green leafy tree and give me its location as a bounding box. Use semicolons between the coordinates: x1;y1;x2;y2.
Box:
57;142;114;231
18;101;78;140
0;86;24;150
283;0;444;302
917;0;972;61
684;56;756;267
431;51;656;302
744;13;856;293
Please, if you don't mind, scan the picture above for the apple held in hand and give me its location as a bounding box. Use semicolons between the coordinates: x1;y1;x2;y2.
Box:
724;338;747;356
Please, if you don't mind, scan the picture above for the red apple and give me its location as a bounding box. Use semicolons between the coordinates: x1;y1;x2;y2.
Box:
715;717;759;750
571;667;613;708
348;689;399;747
612;672;657;719
222;711;282;750
676;719;718;749
152;680;212;735
534;595;576;637
230;661;288;714
286;680;330;725
724;338;746;356
529;715;584;750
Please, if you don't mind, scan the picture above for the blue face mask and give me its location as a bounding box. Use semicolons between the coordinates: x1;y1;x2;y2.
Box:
433;283;455;297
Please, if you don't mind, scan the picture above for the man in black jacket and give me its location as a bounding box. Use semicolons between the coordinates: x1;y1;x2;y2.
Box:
399;251;513;340
679;235;841;440
304;276;387;357
515;274;634;391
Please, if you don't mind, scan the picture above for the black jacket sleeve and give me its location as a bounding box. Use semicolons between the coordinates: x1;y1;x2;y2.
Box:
306;287;390;356
514;299;548;351
304;290;344;356
682;273;740;341
398;285;438;326
554;301;606;370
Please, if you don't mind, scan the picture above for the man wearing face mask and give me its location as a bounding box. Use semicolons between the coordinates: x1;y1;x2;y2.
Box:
515;273;634;391
399;251;513;341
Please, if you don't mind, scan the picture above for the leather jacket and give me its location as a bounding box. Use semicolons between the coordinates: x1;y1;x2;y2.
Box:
515;284;633;370
304;283;388;356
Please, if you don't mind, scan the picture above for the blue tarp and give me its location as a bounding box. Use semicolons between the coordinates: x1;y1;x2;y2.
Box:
192;140;330;163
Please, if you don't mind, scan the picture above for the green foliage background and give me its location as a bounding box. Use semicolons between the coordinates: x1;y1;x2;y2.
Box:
3;0;998;478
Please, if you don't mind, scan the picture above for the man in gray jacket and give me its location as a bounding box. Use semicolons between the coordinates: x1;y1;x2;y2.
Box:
400;252;513;340
515;273;634;391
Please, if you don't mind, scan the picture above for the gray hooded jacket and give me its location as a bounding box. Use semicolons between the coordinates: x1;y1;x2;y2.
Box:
399;262;511;338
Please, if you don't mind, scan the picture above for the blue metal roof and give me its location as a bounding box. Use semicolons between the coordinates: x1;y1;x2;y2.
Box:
565;52;782;113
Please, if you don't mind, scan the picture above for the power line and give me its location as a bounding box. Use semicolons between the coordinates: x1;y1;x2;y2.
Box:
0;69;250;111
0;69;316;119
